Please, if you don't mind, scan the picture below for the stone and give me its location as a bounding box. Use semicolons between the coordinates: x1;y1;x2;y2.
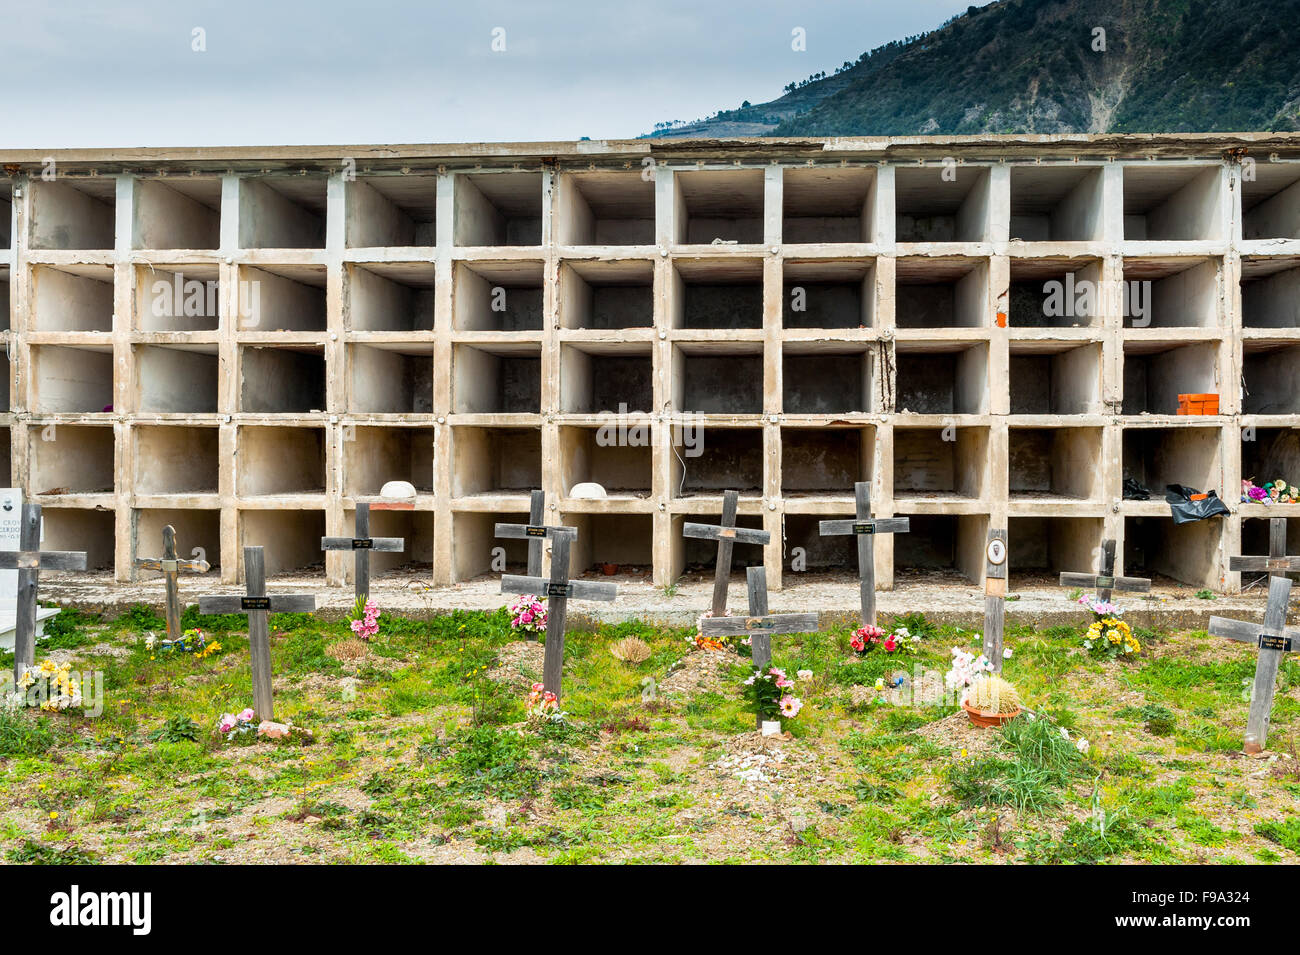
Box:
380;480;417;499
257;720;292;739
569;482;607;499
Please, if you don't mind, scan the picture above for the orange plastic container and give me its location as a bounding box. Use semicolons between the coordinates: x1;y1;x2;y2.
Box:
1177;393;1219;415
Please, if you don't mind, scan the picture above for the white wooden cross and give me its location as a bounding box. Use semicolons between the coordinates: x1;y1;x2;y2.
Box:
683;489;771;617
500;531;615;699
1059;538;1151;604
699;566;819;727
0;502;87;685
983;528;1008;671
494;489;577;580
1229;517;1300;591
1208;575;1300;753
818;482;909;626
135;524;210;642
198;546;317;720
321;502;405;602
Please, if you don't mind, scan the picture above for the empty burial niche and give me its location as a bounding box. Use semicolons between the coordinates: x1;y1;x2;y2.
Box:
27;179;115;250
239;265;327;332
1007;257;1103;328
31;345;113;413
894;343;989;415
452;344;541;414
556;171;655;245
0;428;10;484
893;427;989;500
1240;428;1300;492
453;510;528;579
673;168;765;245
1008;342;1102;415
1121;341;1219;415
1121;257;1220;328
895;165;992;243
453;172;543;247
1122;165;1223;242
558;260;653;329
782;345;872;414
782;166;875;244
782;259;874;329
895;257;988;328
1008;427;1104;500
347;263;435;332
238;177;326;249
0;268;9;331
1243;343;1300;415
559;426;653;497
672;426;763;497
134;264;219;332
240;345;326;413
348;343;433;414
452;260;543;331
41;509;115;573
1124;515;1219;589
31;265;114;332
1241;257;1300;328
1009;166;1104;242
237;426;325;496
1122;426;1221;496
560;343;652;414
31;425;114;495
240;509;326;577
345;175;437;248
1241;519;1300;572
894;514;987;584
782;513;856;574
562;514;653;575
343;426;436;497
673;345;764;414
135;345;219;413
134;509;220;577
132;425;220;494
672;258;763;330
1241;163;1300;240
133;177;221;250
780;426;873;496
678;511;766;572
361;509;434;578
1007;517;1104;587
451;427;542;497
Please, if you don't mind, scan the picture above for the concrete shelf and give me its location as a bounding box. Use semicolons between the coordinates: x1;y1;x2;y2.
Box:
133;178;221;251
135;344;220;413
347;262;435;332
342;424;435;497
1124;514;1221;590
347;342;433;414
895;165;992;243
893;425;991;500
451;425;542;498
672;257;763;330
1008;515;1105;586
1122;425;1222;499
1010;165;1105;242
1008;257;1103;328
132;508;221;578
239;344;326;413
134;264;220;332
781;344;874;414
1121;340;1221;416
1241;256;1300;328
1122;257;1221;329
559;512;654;574
453;260;543;332
780;424;873;495
1008;340;1102;415
239;264;327;333
28;179;115;251
345;174;437;249
42;506;115;573
558;424;653;497
894;341;989;415
1008;426;1104;501
558;259;654;329
559;342;653;414
556;172;654;246
453;172;543;247
451;509;529;579
239;177;326;250
673;168;765;245
236;425;326;497
1242;163;1300;241
31;423;114;495
451;343;541;414
672;345;764;415
671;425;763;497
31;265;114;332
896;256;988;328
132;424;219;495
782;166;875;244
1123;165;1223;242
892;512;988;584
240;508;326;577
30;344;114;413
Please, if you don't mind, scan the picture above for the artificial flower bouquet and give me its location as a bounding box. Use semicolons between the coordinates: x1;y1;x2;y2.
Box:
1242;477;1300;505
145;628;221;659
742;666;804;722
944;647;996;695
525;681;566;727
849;623;920;655
349;596;380;641
218;708;258;741
508;594;548;636
10;661;82;712
1084;617;1140;659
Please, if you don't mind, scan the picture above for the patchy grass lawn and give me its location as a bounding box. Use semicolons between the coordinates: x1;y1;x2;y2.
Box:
2;605;1298;864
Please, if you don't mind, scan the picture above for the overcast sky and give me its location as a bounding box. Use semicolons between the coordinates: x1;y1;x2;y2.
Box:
1;0;974;148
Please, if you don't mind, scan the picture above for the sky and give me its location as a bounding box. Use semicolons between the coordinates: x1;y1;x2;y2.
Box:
0;0;976;148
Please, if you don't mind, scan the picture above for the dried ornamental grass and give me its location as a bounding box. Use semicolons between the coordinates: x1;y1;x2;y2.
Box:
609;636;652;664
327;638;370;663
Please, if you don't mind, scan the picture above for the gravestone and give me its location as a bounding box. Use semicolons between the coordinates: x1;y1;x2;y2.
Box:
321;502;405;602
683;489;770;617
135;525;210;642
818;482;909;626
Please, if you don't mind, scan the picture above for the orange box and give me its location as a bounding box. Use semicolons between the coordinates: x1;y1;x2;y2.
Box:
1177;393;1219;415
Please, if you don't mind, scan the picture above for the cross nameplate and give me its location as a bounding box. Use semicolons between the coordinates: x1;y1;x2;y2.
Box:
745;617;775;631
351;539;373;549
241;596;272;610
525;525;547;538
852;522;877;535
546;583;574;598
717;527;737;539
1259;634;1293;652
1094;575;1115;590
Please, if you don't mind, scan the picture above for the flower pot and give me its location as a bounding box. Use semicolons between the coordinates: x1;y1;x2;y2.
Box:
962;702;1022;728
600;562;619;576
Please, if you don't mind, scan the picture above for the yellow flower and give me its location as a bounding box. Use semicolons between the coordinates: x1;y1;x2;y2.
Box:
48;811;58;820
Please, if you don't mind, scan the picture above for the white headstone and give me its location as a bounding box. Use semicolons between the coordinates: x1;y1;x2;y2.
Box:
569;482;607;499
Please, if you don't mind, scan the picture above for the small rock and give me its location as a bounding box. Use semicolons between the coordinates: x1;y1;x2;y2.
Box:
569;482;607;499
257;720;291;739
380;480;417;499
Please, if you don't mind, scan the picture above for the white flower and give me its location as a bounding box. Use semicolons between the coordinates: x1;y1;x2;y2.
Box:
1075;738;1090;754
1060;727;1071;740
1002;647;1013;659
144;633;157;650
796;669;813;680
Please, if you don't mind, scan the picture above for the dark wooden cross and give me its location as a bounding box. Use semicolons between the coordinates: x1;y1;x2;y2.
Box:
198;546;317;721
699;566;819;727
1229;517;1300;591
818;482;909;626
1208;575;1300;753
500;531;616;699
0;502;86;685
321;502;405;602
683;489;770;617
983;528;1008;671
1059;538;1151;604
135;524;210;642
494;489;577;579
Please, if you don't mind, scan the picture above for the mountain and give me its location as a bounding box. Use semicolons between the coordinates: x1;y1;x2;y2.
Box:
645;0;1300;138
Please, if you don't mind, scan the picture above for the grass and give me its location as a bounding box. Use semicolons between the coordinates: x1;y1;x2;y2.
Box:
0;605;1294;864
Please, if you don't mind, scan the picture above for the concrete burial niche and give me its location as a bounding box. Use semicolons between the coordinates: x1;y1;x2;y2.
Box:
1122;164;1223;242
1121;257;1222;328
348;342;433;414
238;177;326;249
135;344;220;413
132;425;219;494
671;426;763;497
134;264;220;332
453;260;543;332
894;513;989;584
347;262;435;332
1243;342;1300;415
673;168;765;245
672;510;766;575
132;177;221;251
1240;428;1300;489
1008;341;1102;415
27;178;116;250
559;425;653;498
451;343;541;414
240;264;327;332
782;258;874;329
1009;165;1105;242
1121;340;1220;415
782;343;873;414
31;344;114;413
559;513;654;574
1007;257;1103;328
351;507;434;579
0;267;9;333
1241;256;1300;328
782;166;875;244
1007;516;1104;586
236;426;325;497
672;342;764;415
452;509;528;579
41;507;115;572
453;171;543;247
1241;162;1300;240
782;512;859;573
896;257;988;328
780;425;874;496
1008;426;1104;501
450;426;542;497
894;342;989;414
342;425;435;496
558;259;654;329
239;345;326;413
133;508;220;577
895;165;992;243
1122;424;1222;496
31;264;114;332
893;426;990;500
345;174;437;248
556;171;655;246
560;342;652;414
30;424;114;494
0;428;10;485
1241;517;1300;566
671;257;763;330
1;185;11;248
1124;514;1221;589
239;508;325;577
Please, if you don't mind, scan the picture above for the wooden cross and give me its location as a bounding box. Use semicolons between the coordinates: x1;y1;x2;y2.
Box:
683;489;771;617
1059;538;1151;604
135;524;210;642
0;502;86;685
500;531;615;699
494;489;577;579
321;502;405;602
198;546;317;720
1229;517;1300;590
818;482;909;626
1208;575;1300;753
983;529;1008;671
699;566;819;727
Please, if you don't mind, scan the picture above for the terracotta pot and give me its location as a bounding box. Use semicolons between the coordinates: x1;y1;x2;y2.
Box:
600;562;619;576
962;702;1022;728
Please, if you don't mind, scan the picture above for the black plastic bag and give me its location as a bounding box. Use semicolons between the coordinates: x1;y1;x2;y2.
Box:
1123;478;1150;501
1165;484;1230;524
